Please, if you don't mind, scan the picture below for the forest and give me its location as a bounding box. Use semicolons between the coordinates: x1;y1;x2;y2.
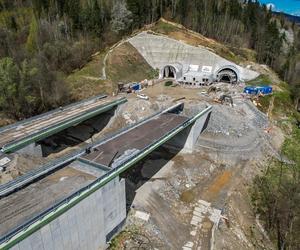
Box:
0;0;299;119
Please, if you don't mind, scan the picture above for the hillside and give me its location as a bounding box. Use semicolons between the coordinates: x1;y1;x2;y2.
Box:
274;12;300;25
67;18;281;99
65;42;155;100
0;0;299;121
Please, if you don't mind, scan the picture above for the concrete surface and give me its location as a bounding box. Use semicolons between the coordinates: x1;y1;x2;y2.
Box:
0;96;124;152
0;161;97;237
1;160;126;250
129;32;259;81
12;177;125;250
167;109;211;152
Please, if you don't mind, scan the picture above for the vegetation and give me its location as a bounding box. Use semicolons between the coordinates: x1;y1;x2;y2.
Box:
106;42;155;84
65;52;111;100
246;75;273;86
251;81;300;249
251;127;300;249
0;0;299;120
165;81;173;86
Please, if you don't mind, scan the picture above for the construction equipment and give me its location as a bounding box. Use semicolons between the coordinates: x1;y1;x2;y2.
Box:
214;94;233;106
207;86;221;94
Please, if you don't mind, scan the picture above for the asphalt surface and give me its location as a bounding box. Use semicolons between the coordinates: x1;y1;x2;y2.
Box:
82;113;189;167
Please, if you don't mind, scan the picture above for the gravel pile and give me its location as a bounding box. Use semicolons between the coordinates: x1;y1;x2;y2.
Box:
206;105;252;137
244;101;268;129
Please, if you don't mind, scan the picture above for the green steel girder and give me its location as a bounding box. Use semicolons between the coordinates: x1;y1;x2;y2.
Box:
1;98;127;154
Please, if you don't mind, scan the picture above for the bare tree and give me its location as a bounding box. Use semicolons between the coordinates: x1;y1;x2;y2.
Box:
110;0;133;33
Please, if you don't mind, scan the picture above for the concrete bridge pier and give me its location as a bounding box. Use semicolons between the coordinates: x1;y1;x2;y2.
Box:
17;143;43;157
167;109;211;152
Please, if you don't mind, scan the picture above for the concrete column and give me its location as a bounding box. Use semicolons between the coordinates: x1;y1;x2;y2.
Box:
167;111;211;152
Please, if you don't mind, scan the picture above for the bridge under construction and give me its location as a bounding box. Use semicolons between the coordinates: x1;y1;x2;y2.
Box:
0;100;212;250
0;95;126;154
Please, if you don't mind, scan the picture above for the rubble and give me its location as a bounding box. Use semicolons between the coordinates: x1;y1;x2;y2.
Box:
206;105;252;137
134;210;150;221
109;78;281;249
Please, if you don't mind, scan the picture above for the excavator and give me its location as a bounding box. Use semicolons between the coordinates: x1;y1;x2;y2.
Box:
207;86;233;106
214;94;233;106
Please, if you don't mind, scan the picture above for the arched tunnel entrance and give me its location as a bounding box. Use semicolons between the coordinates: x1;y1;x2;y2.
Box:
217;68;238;84
163;65;176;78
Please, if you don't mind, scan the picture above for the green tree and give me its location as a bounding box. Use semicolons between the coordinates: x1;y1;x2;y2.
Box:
18;59;39;116
26;16;39;54
0;57;20;118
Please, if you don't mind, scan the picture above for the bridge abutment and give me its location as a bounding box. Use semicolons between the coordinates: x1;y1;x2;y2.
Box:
17;143;43;157
12;174;126;250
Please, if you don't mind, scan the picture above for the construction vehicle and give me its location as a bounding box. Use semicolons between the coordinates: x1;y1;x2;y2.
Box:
207;86;221;94
214;94;233;106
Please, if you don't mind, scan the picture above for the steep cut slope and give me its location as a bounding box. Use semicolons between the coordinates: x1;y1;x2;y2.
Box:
66;42;154;99
129;32;258;82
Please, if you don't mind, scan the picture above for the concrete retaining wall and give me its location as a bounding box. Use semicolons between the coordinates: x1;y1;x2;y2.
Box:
11;177;126;250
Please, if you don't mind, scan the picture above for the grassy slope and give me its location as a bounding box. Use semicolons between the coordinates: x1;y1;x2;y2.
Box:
245;73;299;121
66;42;154;100
65;52;113;100
106;42;156;83
246;74;273;86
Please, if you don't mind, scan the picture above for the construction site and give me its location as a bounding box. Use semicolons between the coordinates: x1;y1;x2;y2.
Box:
0;19;289;250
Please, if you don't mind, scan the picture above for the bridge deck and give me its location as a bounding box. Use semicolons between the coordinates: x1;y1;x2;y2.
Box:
0;107;197;244
0;96;125;152
82;113;189;166
0;162;99;237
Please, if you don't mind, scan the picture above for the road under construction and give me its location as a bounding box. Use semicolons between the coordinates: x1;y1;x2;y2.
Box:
0;102;212;250
0;95;127;154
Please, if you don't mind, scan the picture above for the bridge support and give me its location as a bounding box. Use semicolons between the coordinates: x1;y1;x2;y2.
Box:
0;105;212;250
8;167;126;250
167;109;211;152
17;143;43;157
